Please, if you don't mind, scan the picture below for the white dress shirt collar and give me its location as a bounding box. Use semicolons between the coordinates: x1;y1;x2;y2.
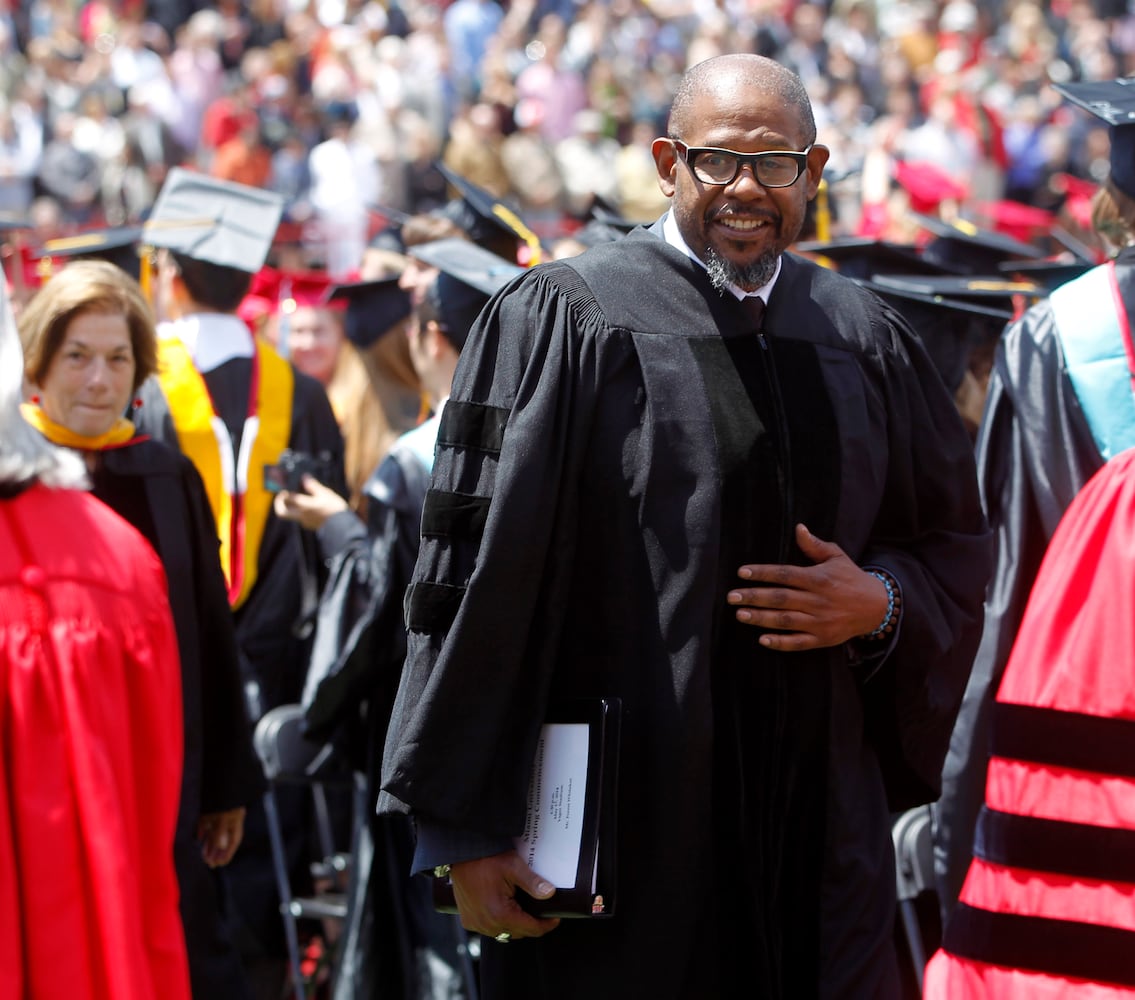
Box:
158;313;255;373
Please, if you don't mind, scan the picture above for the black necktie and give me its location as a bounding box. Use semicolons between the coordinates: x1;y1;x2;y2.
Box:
742;294;765;332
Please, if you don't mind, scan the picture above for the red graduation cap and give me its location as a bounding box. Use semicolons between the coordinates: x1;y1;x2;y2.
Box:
238;265;340;332
893;160;969;214
972;200;1056;244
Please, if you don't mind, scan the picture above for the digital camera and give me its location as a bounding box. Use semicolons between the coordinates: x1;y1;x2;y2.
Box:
263;449;333;493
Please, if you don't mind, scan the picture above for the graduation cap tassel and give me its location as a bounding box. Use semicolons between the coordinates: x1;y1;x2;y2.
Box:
138;244;153;304
814;179;831;244
492;204;542;266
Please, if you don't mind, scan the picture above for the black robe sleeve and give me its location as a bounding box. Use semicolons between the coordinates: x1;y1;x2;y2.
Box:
379;268;597;837
301;445;429;746
849;293;994;810
178;455;265;813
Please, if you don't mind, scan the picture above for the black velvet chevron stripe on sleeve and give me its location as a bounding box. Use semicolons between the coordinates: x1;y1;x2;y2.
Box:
974;805;1135;885
992;702;1135;779
943;904;1135;987
420;488;491;540
437;400;510;454
405;581;467;632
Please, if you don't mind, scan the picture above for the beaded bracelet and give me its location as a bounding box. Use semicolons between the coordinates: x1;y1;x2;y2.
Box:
861;568;901;641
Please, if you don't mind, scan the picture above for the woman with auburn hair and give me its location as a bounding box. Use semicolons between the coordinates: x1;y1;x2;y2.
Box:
0;273;188;1000
19;259;264;1000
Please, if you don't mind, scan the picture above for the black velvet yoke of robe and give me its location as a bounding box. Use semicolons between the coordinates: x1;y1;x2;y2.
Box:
380;228;991;999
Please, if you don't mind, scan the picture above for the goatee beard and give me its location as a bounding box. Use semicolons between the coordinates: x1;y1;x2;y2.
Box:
703;246;779;294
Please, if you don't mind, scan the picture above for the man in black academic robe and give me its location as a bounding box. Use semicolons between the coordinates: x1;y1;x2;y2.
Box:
379;55;991;999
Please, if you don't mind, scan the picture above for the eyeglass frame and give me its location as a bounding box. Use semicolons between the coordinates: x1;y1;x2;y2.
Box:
669;138;814;188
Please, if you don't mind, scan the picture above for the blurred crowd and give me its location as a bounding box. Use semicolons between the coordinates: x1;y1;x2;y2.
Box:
0;0;1133;278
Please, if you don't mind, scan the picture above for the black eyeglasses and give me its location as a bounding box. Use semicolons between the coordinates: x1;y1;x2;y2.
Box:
671;139;812;188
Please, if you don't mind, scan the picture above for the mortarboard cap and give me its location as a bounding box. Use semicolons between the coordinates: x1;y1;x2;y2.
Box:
31;226;144;279
566;218;628;249
369;225;405;255
1049;225;1100;264
868;273;1044;314
588;195;640;233
1051;78;1135;200
408;238;523;350
857;276;1013;392
405;237;523;297
325;275;412;349
913;214;1046;275
567;197;640;247
793;236;951;280
997;257;1095;293
142;167;284;273
434;162;545;265
0;211;31;233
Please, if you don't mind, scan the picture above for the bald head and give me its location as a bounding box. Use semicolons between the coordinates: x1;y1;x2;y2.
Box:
668;55;817;147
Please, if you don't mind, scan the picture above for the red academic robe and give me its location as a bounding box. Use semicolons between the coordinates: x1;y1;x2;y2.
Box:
0;483;190;1000
926;446;1135;997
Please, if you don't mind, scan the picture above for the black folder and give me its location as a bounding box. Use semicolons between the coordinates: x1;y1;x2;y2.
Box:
433;697;621;918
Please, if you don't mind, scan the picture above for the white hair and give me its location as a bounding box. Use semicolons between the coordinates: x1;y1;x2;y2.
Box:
0;282;87;489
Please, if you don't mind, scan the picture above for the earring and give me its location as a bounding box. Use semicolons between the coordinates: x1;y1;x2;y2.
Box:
133;398;143;410
30;393;39;404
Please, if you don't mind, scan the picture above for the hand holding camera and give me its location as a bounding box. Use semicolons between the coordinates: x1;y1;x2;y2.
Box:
266;450;348;531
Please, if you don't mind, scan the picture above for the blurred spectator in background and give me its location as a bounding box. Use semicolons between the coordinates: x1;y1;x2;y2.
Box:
555;107;621;218
119;82;184;192
212;115;273;188
616;116;672;222
166;10;226;160
268;128;314;229
444;0;504;103
392;110;449;216
442;101;510;199
500;97;565;240
308;100;380;278
515;14;588;144
37;111;100;224
0;99;42;215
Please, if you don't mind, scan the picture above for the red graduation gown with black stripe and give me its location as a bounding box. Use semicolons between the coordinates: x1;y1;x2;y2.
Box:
0;482;189;1000
926;446;1135;997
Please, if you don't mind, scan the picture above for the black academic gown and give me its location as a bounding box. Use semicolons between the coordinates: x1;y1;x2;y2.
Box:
90;437;263;999
136;351;347;963
934;247;1135;917
378;227;992;1000
303;416;471;1000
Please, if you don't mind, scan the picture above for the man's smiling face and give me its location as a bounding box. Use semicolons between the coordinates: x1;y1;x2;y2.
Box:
653;83;828;292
